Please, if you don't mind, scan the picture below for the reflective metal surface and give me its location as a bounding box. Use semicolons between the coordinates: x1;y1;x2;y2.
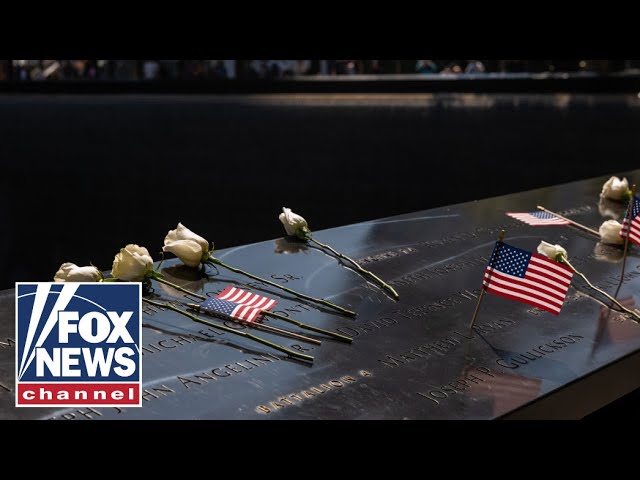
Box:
2;170;640;419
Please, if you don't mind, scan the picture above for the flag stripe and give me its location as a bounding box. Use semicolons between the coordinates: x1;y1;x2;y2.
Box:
525;267;572;288
484;284;562;314
484;275;564;307
484;270;565;304
530;254;573;276
506;212;570;226
215;286;278;312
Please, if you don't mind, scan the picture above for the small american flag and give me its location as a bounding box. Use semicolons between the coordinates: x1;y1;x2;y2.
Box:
200;297;265;323
483;241;573;315
620;195;640;245
506;211;569;226
216;286;278;310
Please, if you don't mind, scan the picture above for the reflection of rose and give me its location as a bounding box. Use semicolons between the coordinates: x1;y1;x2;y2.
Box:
593;242;624;263
598;220;625;245
598;197;626;220
274;238;309;255
157;265;207;296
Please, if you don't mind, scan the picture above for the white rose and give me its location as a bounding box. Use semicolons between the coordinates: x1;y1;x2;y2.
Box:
54;263;102;282
598;220;625;245
163;223;210;267
601;176;630;201
279;207;309;238
112;244;154;281
537;241;568;261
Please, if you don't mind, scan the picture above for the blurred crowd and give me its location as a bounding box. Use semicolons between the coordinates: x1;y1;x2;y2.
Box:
1;60;636;82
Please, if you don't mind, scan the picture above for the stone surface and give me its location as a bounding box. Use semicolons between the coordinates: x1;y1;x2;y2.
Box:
2;170;640;419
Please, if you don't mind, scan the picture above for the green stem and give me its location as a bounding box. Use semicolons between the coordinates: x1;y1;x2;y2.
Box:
307;236;400;300
151;272;206;300
142;298;314;362
205;258;357;318
561;256;640;322
262;310;353;343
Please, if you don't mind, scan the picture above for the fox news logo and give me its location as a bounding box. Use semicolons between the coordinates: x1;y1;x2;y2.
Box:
15;282;142;407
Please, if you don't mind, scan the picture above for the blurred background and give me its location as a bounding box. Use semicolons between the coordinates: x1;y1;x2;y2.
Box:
2;59;640;291
2;59;640;419
2;59;638;81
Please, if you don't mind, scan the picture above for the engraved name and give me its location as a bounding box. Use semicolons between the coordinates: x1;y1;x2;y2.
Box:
495;334;585;369
389;255;488;287
378;318;516;368
416;366;496;405
356;247;418;266
393;289;482;319
256;370;372;415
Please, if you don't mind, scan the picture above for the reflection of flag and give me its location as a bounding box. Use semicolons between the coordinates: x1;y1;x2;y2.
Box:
483;241;573;315
506;211;569;226
462;367;541;417
216;286;278;310
620;195;640;245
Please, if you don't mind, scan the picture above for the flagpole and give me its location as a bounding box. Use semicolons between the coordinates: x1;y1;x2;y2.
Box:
614;184;636;300
469;230;505;329
536;206;599;237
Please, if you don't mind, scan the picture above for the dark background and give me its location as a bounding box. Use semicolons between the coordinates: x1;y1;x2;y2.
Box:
2;91;640;290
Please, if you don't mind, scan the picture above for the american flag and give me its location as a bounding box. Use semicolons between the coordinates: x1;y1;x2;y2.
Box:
200;297;265;323
483;241;573;315
216;286;278;310
506;211;569;226
619;195;640;245
199;286;278;323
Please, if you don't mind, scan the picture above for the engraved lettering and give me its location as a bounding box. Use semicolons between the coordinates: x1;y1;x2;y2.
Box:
177;376;202;389
0;338;15;349
152;385;175;396
199;328;224;337
379;355;405;368
141;389;159;401
225;364;243;374
416;391;440;404
212;368;231;377
171;336;194;346
475;366;495;377
336;327;360;337
158;340;177;349
194;372;218;382
497;358;519;369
